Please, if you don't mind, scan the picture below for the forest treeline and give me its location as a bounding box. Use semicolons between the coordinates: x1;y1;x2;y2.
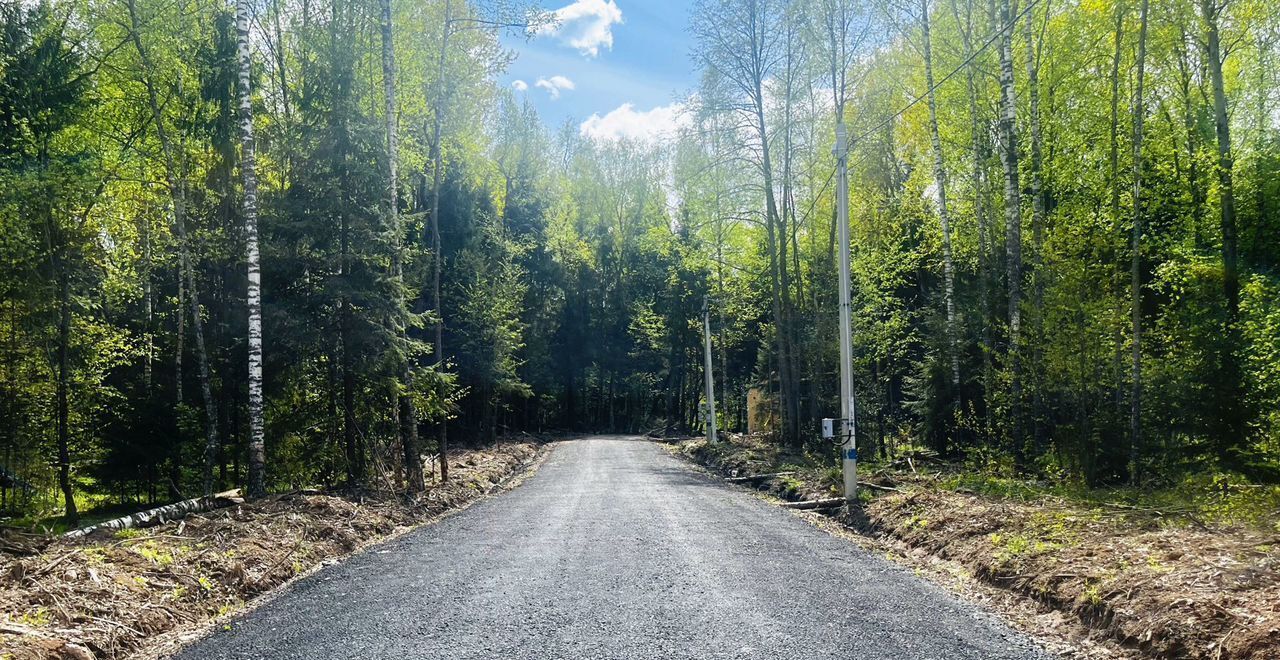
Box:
1;0;1277;522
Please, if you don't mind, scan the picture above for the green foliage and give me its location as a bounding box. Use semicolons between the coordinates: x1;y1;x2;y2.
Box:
1;0;1279;519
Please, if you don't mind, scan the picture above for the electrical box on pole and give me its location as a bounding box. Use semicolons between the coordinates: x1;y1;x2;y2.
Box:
702;297;718;443
834;122;857;502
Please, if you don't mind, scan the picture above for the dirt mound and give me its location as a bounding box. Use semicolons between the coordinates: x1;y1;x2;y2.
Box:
0;441;544;659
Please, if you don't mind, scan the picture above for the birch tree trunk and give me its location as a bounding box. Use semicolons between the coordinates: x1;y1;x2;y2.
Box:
758;99;799;448
757;23;799;449
33;137;76;520
236;0;266;499
1201;0;1239;319
995;0;1024;451
1108;4;1125;222
176;272;184;409
268;0;292;185
921;0;960;398
1201;0;1246;458
428;0;452;482
54;235;75;522
127;0;221;498
1129;0;1149;485
691;0;796;447
1107;3;1126;422
951;0;994;441
777;19;804;447
328;0;362;490
381;0;422;492
1022;0;1047;452
711;126;730;430
1173;27;1207;248
1256;36;1272;231
142;217;153;392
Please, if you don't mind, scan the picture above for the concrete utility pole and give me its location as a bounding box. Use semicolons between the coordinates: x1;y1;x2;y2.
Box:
702;297;718;443
835;123;857;501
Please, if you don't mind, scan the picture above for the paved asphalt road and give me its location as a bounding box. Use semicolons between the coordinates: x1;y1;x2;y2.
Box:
174;436;1050;659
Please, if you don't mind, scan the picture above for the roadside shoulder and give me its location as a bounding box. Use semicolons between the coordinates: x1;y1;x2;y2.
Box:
0;441;556;660
661;435;1279;660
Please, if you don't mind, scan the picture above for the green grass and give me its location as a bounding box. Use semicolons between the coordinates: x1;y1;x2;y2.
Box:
942;469;1280;531
711;436;1280;531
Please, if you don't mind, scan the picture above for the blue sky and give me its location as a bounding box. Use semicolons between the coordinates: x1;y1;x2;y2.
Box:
502;0;697;142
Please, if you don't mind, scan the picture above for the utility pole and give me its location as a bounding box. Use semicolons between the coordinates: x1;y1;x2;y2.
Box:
702;297;718;443
835;122;857;501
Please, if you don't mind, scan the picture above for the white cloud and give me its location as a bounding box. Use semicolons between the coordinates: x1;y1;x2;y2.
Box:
579;102;689;145
535;75;576;99
512;79;529;92
537;0;624;58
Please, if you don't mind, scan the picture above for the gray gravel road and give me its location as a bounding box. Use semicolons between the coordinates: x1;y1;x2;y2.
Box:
174;436;1050;659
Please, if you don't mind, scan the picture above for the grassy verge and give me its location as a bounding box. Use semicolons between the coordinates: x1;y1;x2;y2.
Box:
673;434;1280;660
0;440;549;660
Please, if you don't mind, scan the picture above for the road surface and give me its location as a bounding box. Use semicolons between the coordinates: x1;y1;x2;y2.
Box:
175;436;1050;659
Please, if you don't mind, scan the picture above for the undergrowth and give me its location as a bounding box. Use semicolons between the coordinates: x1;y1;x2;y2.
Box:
938;470;1280;532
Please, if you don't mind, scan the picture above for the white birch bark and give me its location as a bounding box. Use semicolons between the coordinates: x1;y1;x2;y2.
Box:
921;0;960;393
995;0;1024;446
236;0;266;498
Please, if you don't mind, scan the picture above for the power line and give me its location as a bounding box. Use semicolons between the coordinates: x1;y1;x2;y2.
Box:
797;0;1045;226
852;0;1044;155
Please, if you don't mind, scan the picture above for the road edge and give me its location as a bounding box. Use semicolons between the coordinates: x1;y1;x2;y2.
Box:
140;442;559;660
655;438;1136;660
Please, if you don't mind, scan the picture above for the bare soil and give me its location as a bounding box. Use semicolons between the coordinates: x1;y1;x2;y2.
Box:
674;434;1280;660
0;440;547;660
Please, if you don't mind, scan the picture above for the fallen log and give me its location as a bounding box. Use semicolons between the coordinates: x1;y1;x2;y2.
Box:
726;471;797;483
781;498;846;510
64;489;243;539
